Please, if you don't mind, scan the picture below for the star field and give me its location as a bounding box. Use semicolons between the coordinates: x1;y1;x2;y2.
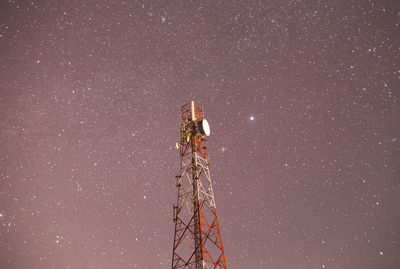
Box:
0;1;399;268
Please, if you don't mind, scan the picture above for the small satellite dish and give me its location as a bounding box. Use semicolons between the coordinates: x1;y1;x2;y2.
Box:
175;142;180;149
198;119;210;136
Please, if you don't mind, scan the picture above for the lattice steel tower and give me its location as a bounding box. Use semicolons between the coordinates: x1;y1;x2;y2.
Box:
171;101;228;269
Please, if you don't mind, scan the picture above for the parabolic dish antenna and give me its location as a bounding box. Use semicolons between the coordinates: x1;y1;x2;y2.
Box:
198;119;210;136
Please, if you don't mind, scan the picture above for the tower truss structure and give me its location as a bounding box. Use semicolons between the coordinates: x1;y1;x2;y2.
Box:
171;101;227;269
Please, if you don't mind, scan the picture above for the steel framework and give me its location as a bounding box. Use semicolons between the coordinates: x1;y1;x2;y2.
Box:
171;101;227;269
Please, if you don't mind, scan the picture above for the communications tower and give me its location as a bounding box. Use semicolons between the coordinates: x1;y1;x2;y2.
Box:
171;101;228;269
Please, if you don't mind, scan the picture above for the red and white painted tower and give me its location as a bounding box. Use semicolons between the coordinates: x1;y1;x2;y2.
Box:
171;101;228;269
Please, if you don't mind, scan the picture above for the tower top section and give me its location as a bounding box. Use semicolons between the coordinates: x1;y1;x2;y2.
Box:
179;101;211;159
180;101;204;123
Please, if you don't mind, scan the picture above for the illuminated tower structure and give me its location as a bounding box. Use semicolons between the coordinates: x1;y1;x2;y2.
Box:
171;101;227;269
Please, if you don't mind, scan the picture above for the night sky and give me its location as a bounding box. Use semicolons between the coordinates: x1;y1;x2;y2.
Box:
1;1;399;268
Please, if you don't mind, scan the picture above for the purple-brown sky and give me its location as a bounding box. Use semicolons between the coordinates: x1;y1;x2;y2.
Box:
1;1;399;268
